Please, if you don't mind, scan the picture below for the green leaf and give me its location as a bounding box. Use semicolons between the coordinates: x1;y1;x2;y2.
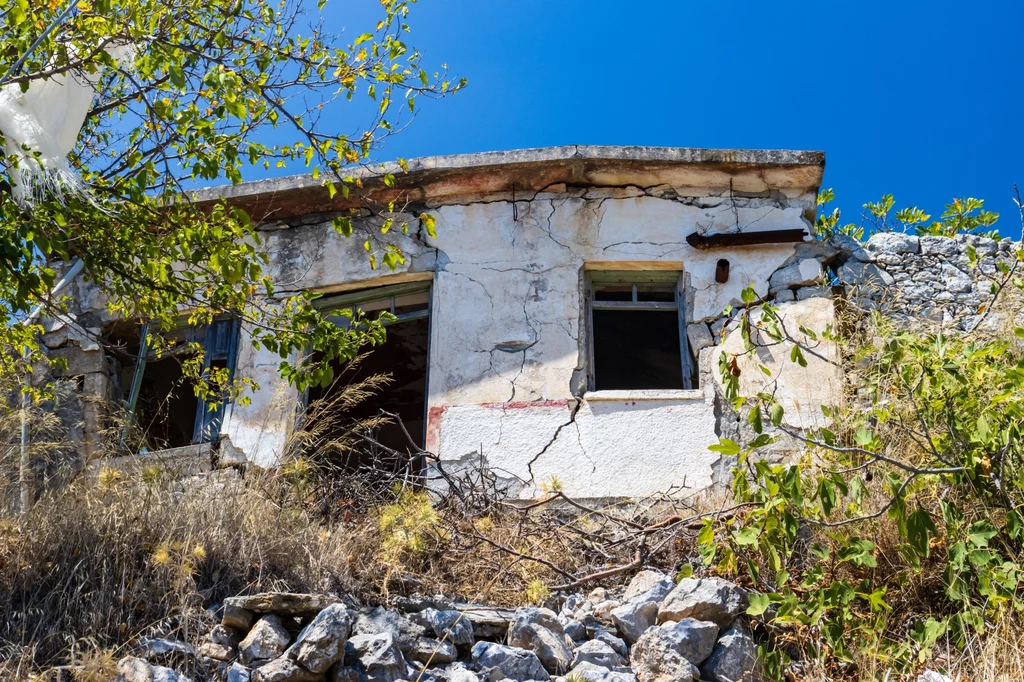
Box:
746;592;771;616
708;439;741;456
854;427;874;446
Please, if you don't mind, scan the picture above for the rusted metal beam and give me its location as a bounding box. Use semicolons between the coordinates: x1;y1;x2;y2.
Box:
686;228;808;250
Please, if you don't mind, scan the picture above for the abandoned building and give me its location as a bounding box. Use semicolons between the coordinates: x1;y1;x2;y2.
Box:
40;146;857;499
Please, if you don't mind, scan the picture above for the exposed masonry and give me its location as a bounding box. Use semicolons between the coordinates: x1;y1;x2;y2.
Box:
35;150;1005;499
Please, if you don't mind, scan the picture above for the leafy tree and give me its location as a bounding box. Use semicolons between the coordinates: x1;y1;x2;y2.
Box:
0;0;464;396
707;195;1024;678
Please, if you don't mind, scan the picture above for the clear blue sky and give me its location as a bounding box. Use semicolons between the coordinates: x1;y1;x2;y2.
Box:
318;0;1024;236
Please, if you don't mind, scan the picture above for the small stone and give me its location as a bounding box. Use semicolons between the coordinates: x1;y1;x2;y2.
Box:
795;285;832;301
198;641;235;662
592;600;621;620
557;661;638;682
837;261;895;288
471;642;548;682
507;607;573;674
768;259;823;292
353;607;426;655
227;662;252;682
223;603;256;631
138;638;197;659
588;588;608;602
287;603;352;673
866;232;919;254
116;656;191;682
406;637;457;665
630;619;719;682
939;264;973;293
571;639;626;669
686;323;715;354
239;615;291;667
920;236;958;256
439;662;481;682
251;656;321;682
701;625;761;682
659;578;747;628
213;625;244;649
408;608;474;647
773;289;795;302
610;601;658;644
327;666;361;682
347;632;407;682
563;619;587;642
592;629;628;659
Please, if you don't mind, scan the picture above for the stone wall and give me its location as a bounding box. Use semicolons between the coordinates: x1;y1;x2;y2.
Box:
832;231;1020;333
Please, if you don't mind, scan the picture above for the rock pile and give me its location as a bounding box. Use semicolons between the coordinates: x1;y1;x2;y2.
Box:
113;572;763;682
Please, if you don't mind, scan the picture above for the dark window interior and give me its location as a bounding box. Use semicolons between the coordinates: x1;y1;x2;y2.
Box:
590;278;698;391
305;293;429;477
106;319;238;453
593;309;684;390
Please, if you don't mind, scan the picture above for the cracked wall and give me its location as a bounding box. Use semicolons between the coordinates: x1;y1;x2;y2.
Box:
219;180;826;497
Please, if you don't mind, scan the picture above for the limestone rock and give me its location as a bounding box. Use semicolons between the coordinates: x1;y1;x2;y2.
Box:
557;661;638;682
562;618;587;642
227;662;252;682
409;608;475;646
610;600;658;644
659;577;747;628
287;603;352;673
435;662;480;682
592;600;621;620
867;232;919;254
920;236;958;256
198;641;235;662
687;323;715;354
239;615;291;667
471;641;548;682
630;619;718;682
353;607;426;654
226;593;342;618
571;639;626;669
622;571;675;604
347;632;407;682
327;666;361;682
916;671;952;682
223;602;256;631
701;625;761;682
138;637;197;659
837;261;895;288
592;629;628;659
827;234;870;261
251;656;322;682
116;656;192;682
507;607;573;674
406;637;458;665
768;258;823;292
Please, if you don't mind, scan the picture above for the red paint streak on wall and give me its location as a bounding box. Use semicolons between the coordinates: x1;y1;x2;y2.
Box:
425;400;570;453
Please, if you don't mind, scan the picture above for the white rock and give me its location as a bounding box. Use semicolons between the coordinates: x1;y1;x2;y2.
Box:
507;607;573;674
557;661;638;682
916;672;952;682
348;632;407;682
630;619;718;682
610;600;658;644
286;603;352;673
239;615;291;667
571;639;626;669
251;656;321;682
701;625;761;682
471;641;548;682
622;571;674;603
867;232;920;254
659;578;747;628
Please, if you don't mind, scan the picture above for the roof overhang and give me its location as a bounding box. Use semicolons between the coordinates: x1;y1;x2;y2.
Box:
191;145;825;222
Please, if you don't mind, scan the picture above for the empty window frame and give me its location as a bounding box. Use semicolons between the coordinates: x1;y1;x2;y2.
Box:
306;280;432;466
585;271;697;391
117;317;241;451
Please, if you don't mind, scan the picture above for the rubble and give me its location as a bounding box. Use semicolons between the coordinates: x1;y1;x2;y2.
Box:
125;575;774;682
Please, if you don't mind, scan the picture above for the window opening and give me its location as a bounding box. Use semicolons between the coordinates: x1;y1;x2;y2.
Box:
586;271;697;391
110;317;241;452
305;281;431;479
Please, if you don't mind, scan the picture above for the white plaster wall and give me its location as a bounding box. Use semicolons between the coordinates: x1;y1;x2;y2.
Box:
227;185;820;496
433;391;718;499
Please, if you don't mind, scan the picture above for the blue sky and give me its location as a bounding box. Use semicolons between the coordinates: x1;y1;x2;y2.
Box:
317;0;1024;236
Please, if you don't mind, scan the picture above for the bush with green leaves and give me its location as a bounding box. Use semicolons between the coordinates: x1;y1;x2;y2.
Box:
705;240;1024;678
